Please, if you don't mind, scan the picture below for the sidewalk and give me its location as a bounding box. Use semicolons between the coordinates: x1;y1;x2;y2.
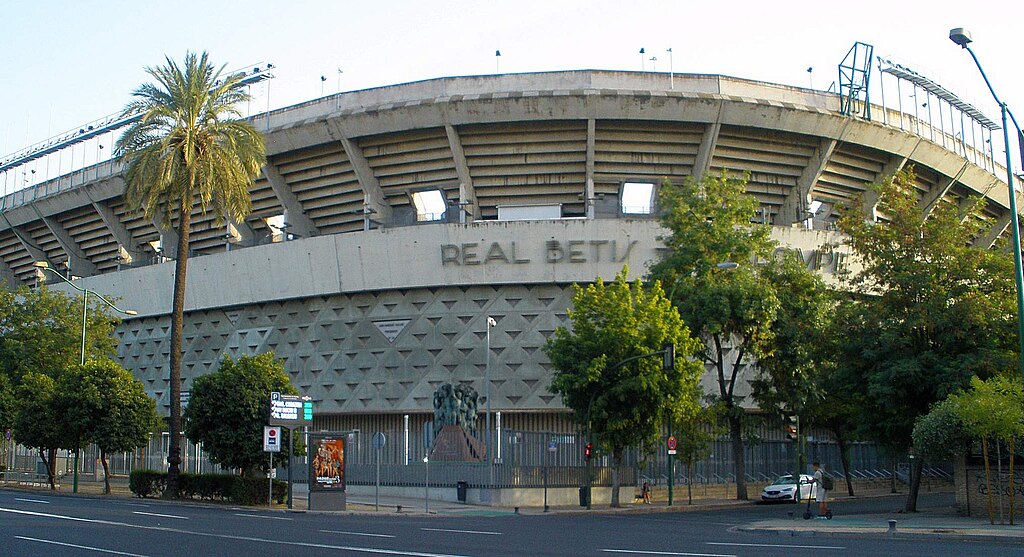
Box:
0;476;753;517
6;477;1024;543
738;491;1024;543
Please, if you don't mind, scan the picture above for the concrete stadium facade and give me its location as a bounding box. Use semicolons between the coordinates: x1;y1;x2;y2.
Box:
1;70;1015;437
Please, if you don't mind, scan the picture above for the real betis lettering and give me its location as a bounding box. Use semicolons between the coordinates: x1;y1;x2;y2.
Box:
440;240;638;266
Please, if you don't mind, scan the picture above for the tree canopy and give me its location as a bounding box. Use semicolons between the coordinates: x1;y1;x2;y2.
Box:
184;353;299;477
0;373;14;433
834;167;1017;511
545;268;703;507
750;250;834;419
12;373;64;489
0;285;117;382
116;51;266;494
648;171;781;500
54;359;158;493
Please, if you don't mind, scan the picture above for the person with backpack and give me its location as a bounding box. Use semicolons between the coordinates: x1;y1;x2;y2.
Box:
812;461;833;519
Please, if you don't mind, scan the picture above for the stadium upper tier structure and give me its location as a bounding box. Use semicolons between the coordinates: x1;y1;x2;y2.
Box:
0;69;1017;436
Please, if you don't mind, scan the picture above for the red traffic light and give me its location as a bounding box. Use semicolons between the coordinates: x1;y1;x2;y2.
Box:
585;442;594;460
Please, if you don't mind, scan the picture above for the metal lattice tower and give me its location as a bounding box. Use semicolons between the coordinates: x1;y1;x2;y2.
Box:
838;42;874;119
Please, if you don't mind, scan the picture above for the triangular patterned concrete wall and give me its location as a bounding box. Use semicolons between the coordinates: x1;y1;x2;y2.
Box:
117;283;574;416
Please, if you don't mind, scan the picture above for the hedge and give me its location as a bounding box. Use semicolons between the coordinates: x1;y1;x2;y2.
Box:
129;470;286;504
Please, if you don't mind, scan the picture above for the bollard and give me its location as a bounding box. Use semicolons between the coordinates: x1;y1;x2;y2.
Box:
396;505;402;513
888;519;897;534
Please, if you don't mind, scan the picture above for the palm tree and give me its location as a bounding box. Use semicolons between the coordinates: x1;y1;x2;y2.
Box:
115;52;265;497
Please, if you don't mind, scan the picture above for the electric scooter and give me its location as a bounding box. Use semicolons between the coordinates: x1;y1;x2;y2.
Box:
802;479;814;519
802;478;832;520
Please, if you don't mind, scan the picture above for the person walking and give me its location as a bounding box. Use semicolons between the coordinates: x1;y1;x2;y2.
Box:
642;481;652;504
812;462;832;519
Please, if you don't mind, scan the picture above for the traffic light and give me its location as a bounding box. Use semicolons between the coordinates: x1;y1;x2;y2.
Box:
784;415;799;441
585;442;594;460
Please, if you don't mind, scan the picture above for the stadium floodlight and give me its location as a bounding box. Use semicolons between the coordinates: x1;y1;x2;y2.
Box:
949;27;1024;384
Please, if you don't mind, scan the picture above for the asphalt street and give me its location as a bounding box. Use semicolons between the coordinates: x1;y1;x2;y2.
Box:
1;490;1020;557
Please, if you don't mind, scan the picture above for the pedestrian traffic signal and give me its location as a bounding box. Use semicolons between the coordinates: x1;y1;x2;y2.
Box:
585;442;594;460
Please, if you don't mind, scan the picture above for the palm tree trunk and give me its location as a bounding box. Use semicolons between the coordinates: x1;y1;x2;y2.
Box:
165;205;192;498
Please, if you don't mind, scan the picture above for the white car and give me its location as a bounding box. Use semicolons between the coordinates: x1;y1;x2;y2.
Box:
760;474;818;503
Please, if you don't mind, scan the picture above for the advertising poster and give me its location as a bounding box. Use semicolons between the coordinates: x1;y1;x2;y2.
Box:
310;435;345;491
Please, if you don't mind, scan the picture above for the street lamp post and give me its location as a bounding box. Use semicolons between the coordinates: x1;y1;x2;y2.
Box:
949;28;1024;383
485;316;496;487
33;261;137;493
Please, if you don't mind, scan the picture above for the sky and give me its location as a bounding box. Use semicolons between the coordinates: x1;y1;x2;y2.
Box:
2;0;1024;170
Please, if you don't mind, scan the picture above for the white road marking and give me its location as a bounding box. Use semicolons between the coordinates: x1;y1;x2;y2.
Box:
15;536;152;556
604;550;736;557
706;541;845;550
132;511;189;520
1;506;479;557
14;497;50;504
421;527;502;536
235;512;294;521
321;529;397;538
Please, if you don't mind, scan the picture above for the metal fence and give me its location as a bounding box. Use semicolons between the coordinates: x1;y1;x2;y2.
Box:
342;427;896;488
1;428;925;490
0;434;222;481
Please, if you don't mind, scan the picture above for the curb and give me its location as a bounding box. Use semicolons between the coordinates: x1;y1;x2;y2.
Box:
735;524;1024;545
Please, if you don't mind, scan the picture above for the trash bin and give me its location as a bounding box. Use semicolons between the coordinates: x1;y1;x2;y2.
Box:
457;481;468;503
579;486;590;507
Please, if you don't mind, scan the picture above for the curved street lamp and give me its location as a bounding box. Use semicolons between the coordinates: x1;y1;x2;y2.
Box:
32;261;137;493
949;28;1024;382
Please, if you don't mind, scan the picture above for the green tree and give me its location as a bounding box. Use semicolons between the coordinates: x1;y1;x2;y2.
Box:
648;172;780;500
949;375;1024;524
0;373;14;433
748;253;867;493
913;398;970;464
545;268;704;507
184;353;300;477
116;52;266;495
674;391;722;505
55;359;159;494
834;167;1017;512
12;374;64;489
0;285;117;382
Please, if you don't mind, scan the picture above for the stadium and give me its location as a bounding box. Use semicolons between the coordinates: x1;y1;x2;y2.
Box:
0;48;1013;484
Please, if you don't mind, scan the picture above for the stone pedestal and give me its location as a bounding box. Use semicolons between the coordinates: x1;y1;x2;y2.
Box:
309;490;346;511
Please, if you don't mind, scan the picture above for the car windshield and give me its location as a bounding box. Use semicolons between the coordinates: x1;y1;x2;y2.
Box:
772;475;796;485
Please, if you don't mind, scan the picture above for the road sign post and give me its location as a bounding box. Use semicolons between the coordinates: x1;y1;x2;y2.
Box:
264;426;281;507
667;433;677;506
372;432;386;511
545;438;556;512
269;393;313;509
